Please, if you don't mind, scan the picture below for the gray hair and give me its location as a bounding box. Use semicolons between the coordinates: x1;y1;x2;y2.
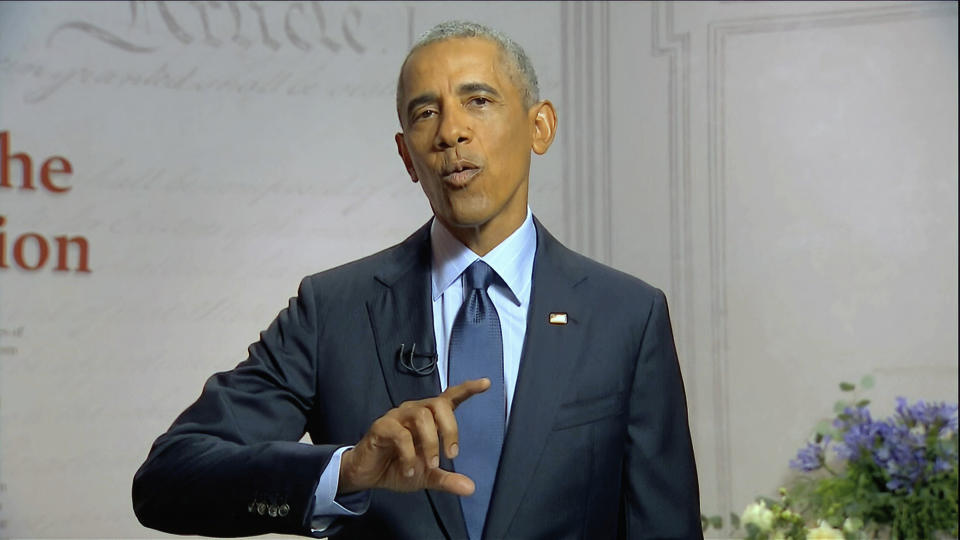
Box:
396;21;541;119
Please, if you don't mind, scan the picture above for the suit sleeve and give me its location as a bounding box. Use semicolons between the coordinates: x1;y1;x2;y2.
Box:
621;290;703;539
132;276;336;538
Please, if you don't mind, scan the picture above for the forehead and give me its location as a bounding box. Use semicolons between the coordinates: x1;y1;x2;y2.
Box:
400;37;517;98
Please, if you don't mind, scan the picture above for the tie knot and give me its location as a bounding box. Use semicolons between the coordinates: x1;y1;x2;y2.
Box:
464;260;495;291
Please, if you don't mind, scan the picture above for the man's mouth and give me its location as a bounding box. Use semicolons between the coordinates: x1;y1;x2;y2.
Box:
441;161;480;187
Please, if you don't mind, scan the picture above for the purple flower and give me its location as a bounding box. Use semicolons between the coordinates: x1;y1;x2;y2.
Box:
933;457;952;474
791;437;829;472
896;397;958;433
792;396;958;496
835;406;881;460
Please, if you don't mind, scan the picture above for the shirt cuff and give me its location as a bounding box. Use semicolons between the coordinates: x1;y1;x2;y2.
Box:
310;446;371;533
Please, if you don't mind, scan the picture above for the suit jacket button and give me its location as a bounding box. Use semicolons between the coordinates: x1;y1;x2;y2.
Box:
278;503;290;517
256;502;267;515
268;504;279;517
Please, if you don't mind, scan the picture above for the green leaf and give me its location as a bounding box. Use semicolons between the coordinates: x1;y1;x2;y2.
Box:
814;419;837;438
834;400;848;413
730;512;741;529
709;515;723;529
859;374;875;389
855;399;871;408
700;514;710;530
839;382;855;392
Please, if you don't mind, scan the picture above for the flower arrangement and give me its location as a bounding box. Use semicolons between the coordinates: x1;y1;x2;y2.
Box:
703;377;959;539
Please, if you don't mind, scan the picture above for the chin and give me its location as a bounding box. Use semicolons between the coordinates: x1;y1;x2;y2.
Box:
441;201;495;228
441;215;491;230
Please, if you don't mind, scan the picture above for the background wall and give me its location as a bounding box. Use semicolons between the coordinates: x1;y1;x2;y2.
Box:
0;1;956;538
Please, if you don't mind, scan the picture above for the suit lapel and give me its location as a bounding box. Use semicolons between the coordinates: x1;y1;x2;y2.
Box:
485;222;588;539
367;224;440;406
365;221;468;540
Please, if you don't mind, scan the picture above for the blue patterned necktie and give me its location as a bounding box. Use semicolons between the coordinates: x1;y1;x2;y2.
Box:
448;260;505;540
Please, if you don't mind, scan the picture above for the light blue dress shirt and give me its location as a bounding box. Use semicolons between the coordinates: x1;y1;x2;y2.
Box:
429;207;536;419
309;209;537;531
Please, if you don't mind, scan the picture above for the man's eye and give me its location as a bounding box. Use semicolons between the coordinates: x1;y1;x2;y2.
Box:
468;97;491;106
414;109;437;121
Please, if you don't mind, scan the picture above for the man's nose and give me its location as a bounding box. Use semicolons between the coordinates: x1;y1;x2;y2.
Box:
434;106;471;149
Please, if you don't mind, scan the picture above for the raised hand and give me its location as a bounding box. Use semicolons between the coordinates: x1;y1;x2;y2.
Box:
338;378;491;496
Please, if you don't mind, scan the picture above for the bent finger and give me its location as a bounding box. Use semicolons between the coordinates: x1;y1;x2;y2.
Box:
372;417;418;477
404;406;440;469
426;399;460;459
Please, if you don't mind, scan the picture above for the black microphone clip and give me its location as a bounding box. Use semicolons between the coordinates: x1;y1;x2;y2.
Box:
398;342;438;376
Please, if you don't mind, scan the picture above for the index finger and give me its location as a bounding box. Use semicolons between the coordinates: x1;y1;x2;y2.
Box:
441;378;491;409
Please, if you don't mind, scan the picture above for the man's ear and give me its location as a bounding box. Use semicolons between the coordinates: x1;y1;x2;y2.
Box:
395;132;418;183
529;100;557;155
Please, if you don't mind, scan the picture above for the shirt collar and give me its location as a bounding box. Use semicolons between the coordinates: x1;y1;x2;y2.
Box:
430;208;536;306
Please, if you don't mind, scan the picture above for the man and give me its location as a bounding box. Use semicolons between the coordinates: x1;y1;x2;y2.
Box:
133;21;701;539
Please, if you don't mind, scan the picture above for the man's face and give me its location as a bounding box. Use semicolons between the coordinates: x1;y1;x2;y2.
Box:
396;38;536;242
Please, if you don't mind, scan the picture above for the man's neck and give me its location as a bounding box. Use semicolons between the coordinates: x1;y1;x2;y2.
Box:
436;213;527;257
429;207;536;306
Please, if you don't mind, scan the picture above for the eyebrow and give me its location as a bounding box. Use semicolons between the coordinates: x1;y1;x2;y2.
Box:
457;82;501;99
404;82;503;120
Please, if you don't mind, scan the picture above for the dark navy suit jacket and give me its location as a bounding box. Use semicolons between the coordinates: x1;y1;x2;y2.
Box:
133;219;702;539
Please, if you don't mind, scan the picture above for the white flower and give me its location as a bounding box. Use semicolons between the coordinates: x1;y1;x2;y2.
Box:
807;520;844;540
842;517;863;534
741;501;775;531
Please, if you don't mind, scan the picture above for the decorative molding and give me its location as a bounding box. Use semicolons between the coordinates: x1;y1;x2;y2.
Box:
706;0;957;514
561;1;612;263
650;0;695;410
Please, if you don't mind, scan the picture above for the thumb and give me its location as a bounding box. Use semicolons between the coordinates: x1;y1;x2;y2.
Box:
425;468;475;497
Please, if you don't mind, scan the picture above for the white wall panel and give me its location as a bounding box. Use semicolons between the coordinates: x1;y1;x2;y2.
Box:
609;1;958;530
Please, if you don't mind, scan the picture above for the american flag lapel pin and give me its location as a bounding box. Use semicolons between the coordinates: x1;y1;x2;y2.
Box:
548;312;568;325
